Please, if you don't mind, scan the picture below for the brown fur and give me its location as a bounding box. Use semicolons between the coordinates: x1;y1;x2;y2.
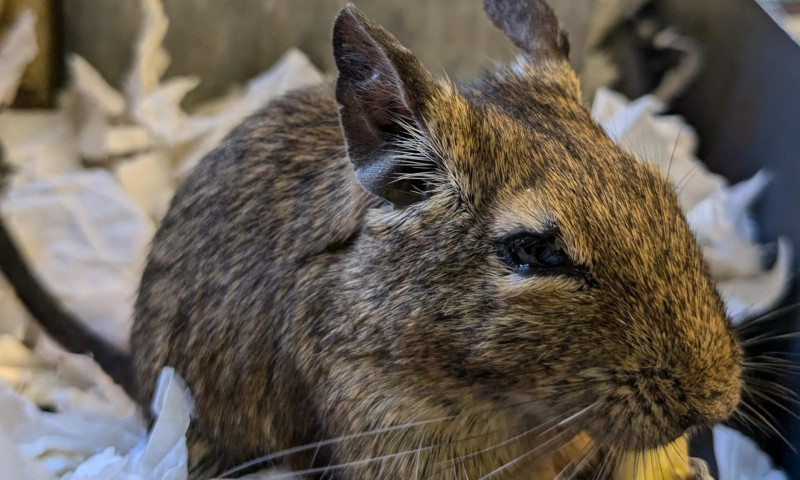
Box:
130;1;741;478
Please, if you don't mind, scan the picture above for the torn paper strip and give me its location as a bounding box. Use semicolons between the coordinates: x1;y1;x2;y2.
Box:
124;0;171;108
0;9;38;106
78;108;152;161
717;236;794;321
129;76;208;146
68;55;127;118
0;367;142;478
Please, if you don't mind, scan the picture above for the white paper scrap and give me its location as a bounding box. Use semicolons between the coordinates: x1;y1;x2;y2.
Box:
136;368;193;479
130;75;209;146
714;424;788;480
0;9;38;106
0;429;58;480
688;173;770;281
56;368;194;480
0;368;142;478
717;236;794;321
124;0;171;108
114;152;176;222
79;108;153;161
0;170;155;350
0;109;82;187
68;55;127;118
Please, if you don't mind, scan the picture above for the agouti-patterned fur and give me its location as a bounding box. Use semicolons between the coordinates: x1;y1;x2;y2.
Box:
131;1;742;478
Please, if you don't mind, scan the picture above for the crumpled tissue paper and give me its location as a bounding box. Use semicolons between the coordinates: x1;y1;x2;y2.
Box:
1;170;155;350
0;9;38;106
0;1;794;480
715;425;790;480
0;335;143;479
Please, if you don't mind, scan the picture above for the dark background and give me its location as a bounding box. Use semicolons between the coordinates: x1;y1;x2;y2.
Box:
660;0;800;474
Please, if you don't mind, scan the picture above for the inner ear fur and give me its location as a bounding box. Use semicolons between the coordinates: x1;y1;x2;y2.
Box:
333;4;443;208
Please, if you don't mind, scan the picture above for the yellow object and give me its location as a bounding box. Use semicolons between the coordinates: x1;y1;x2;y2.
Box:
537;433;693;479
614;436;692;480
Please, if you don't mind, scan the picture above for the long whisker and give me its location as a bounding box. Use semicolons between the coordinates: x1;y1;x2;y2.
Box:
267;408;589;480
630;432;643;480
674;162;701;197
616;427;636;480
609;447;623;480
557;437;600;480
742;385;800;420
423;402;599;480
663;127;682;243
475;426;580;480
261;444;440;479
748;353;800;366
757;350;800;359
758;353;800;363
219;398;553;477
218;414;460;477
594;445;616;480
412;434;423;480
641;430;651;480
646;439;657;480
655;444;666;480
730;408;765;438
735;302;800;333
665;127;680;181
743;363;800;378
741;331;800;347
737;400;797;453
743;363;800;376
746;355;800;370
742;375;800;404
743;397;782;431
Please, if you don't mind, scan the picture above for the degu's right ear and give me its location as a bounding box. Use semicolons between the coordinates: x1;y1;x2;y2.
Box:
483;0;570;62
333;4;443;208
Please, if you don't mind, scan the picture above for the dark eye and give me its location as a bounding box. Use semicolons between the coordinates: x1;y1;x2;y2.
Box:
496;231;578;277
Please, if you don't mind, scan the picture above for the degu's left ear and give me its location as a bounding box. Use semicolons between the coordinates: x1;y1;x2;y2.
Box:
333;4;442;208
483;0;570;62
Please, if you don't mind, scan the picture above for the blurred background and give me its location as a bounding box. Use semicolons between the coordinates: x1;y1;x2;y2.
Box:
3;0;797;107
0;0;799;478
